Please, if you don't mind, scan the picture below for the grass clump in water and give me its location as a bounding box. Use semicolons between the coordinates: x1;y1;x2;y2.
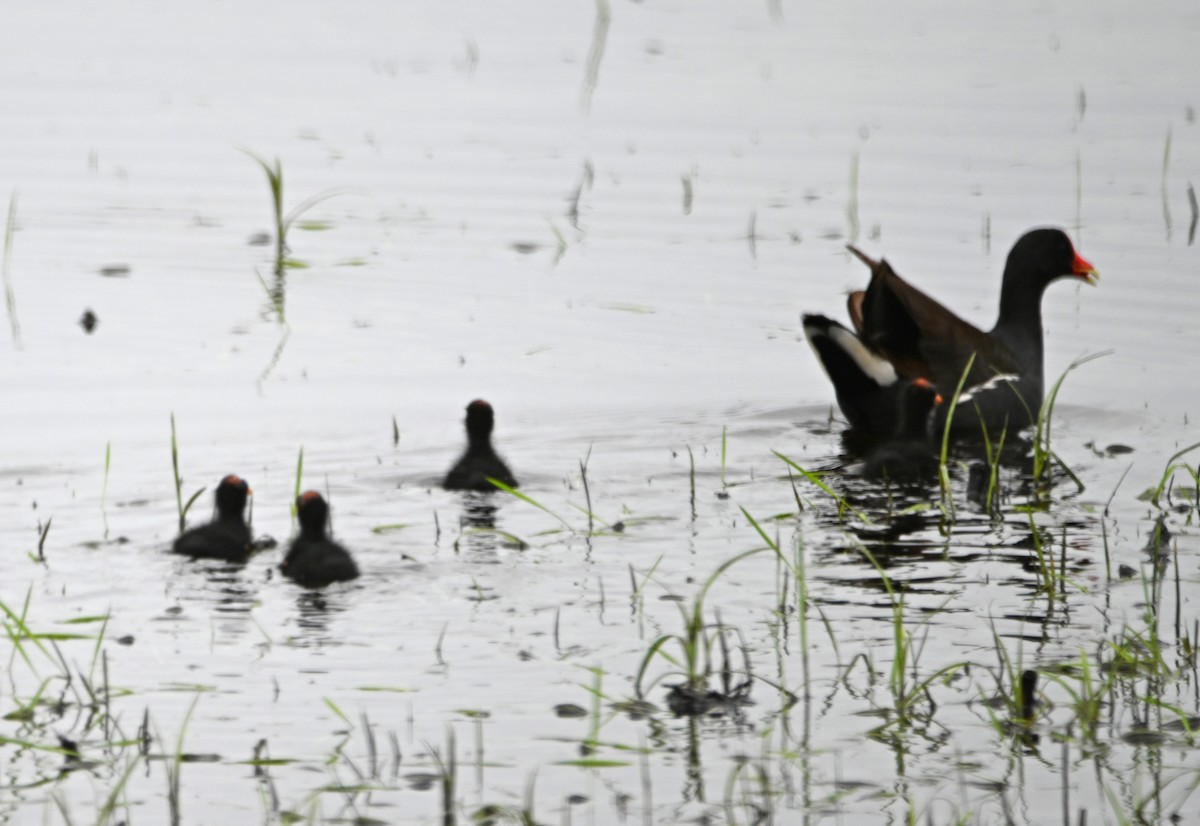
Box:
772;450;872;525
242;150;345;278
852;541;969;734
1030;351;1109;493
633;549;760;713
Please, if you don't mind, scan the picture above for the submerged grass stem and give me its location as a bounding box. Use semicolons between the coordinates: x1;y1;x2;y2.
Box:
2;192;20;347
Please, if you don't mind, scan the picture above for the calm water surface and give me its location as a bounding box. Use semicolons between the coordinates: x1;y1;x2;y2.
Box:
1;1;1199;824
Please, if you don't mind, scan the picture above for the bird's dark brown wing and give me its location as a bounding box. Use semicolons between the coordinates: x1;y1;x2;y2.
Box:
846;246;1020;389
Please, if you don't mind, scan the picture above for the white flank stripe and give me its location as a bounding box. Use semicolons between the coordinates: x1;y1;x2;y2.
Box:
959;373;1021;402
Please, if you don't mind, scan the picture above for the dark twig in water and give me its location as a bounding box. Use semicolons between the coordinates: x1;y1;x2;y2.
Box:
1187;182;1198;246
720;426;729;489
687;446;696;520
580;0;611;113
579;446;593;534
566;160;593;231
138;708;151;757
36;518;51;563
1175;542;1183;645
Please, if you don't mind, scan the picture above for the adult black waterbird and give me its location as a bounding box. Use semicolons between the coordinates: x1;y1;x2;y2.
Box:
803;227;1097;440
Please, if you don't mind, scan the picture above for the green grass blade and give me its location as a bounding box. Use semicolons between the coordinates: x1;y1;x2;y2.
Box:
170;413;185;533
489;478;573;530
181;487;206;525
323;696;352;727
937;353;976;504
292;446;305;519
772;451;872;524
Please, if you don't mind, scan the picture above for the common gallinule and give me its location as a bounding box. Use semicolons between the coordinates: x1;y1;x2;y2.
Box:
443;399;518;492
171;474;253;562
861;379;943;481
281;491;360;587
805;228;1097;440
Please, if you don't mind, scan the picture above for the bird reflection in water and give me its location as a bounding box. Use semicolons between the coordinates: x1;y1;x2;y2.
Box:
165;561;260;640
454;495;525;561
207;568;258;616
293;589;352;641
